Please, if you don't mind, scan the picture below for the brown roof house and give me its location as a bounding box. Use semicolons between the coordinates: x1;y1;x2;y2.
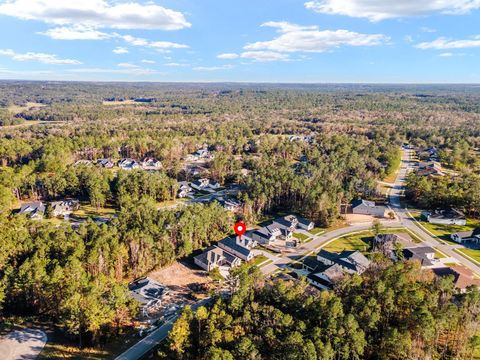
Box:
432;266;480;293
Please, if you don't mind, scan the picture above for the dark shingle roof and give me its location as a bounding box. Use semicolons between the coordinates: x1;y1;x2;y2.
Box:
218;237;252;257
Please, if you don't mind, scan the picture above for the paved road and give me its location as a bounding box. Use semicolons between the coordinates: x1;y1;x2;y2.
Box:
115;298;212;360
0;329;47;360
389;148;480;274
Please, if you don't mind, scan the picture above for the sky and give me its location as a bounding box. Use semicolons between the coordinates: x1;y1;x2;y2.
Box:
0;0;480;83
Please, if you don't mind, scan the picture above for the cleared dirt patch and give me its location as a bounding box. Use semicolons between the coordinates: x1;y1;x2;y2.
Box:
149;261;212;287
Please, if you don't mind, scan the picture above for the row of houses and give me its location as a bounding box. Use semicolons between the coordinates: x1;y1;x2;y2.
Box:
19;199;80;219
75;157;162;171
303;233;479;292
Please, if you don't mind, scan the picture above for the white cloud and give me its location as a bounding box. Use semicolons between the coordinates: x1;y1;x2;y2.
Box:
121;35;188;50
404;35;414;43
217;53;239;59
0;49;81;64
39;25;112;40
420;27;436;33
305;0;480;21
68;67;158;75
0;0;190;30
244;21;388;53
193;65;233;71
113;46;129;54
240;51;290;62
438;52;465;57
141;59;155;64
416;36;480;49
164;62;189;67
117;62;139;68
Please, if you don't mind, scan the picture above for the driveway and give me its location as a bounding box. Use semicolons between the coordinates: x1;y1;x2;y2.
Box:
0;329;47;360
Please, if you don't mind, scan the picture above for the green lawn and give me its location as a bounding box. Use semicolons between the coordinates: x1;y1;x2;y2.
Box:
71;203;117;220
323;232;372;252
309;227;325;236
323;228;422;253
414;216;480;242
251;255;270;267
293;232;310;242
434;249;446;259
456;248;480;264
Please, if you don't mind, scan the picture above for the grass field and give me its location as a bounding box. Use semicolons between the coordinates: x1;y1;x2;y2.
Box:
414;216;480;240
293;232;310;242
323;228;425;254
309;227;325;236
456;248;480;264
71;203;117;220
323;232;372;252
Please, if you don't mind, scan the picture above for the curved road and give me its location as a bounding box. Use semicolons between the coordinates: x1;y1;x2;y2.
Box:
0;329;47;360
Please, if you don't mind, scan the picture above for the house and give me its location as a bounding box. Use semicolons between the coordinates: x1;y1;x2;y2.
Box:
217;236;257;261
215;196;243;211
51;199;80;217
191;178;221;192
307;264;345;290
305;250;370;290
128;277;166;315
186;148;213;161
373;233;400;259
185;164;209;177
142;158;162;170
403;246;436;267
194;246;241;272
416;161;445;177
19;202;46;220
423;209;466;226
297;216;314;231
351;199;387;217
97;158;114;168
451;228;480;244
251;226;280;245
317;250;371;274
272;215;298;240
432;266;480;293
118;158;140;170
177;181;194;198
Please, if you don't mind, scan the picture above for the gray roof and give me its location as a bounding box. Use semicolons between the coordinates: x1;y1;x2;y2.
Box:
453;228;480;239
218;237;252;257
403;247;435;266
297;216;313;226
352;199;376;208
19;202;45;216
317;249;371;273
428;209;465;221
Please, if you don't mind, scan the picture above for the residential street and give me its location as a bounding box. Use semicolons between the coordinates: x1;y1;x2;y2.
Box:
115;298;212;360
389;148;480;274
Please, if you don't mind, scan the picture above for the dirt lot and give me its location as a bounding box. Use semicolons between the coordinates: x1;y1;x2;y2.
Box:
149;261;212;287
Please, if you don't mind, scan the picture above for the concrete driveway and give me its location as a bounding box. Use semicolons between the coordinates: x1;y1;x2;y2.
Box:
0;328;47;360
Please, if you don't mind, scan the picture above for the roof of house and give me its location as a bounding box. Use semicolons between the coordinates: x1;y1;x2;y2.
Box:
432;266;480;290
352;199;376;208
297;216;313;226
317;249;370;273
453;228;480;239
218;237;252;258
19;202;45;215
128;277;165;305
194;246;239;267
403;246;435;266
428;208;466;221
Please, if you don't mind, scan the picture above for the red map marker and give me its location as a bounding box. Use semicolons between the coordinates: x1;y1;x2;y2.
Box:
234;221;246;238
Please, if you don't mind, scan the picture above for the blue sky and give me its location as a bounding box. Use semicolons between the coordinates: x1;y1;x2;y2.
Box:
0;0;479;82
